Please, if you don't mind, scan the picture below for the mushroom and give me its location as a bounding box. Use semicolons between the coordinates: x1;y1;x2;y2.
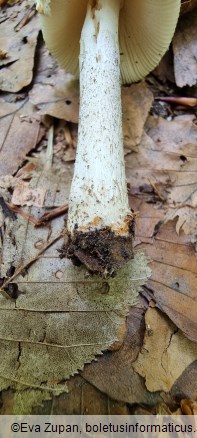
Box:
36;0;181;275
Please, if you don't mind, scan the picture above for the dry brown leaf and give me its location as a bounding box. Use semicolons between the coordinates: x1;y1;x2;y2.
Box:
0;1;40;92
143;114;197;246
171;361;197;402
11;182;46;207
136;216;197;342
165;208;197;248
0;374;130;415
0;115;42;177
173;11;197;87
82;298;160;406
122;82;153;152
29;71;79;123
133;307;197;393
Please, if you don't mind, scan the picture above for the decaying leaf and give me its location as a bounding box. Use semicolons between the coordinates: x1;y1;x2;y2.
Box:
29;71;79;123
82;298;160;406
133;307;197;393
0;1;40;92
171;360;197;402
0;115;42;177
173;10;197;87
136;214;197;343
122;82;153;152
165;207;197;249
142;114;197;246
11;181;46;207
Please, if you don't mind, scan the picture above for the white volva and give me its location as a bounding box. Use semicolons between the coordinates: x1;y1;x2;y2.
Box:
67;0;131;235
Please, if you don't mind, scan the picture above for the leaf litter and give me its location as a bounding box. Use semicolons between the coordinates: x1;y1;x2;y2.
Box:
133;307;197;393
0;0;197;413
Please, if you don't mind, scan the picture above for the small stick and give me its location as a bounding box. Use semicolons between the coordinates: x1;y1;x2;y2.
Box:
155;96;197;108
168;203;196;209
5;202;68;227
37;204;68;225
148;178;165;202
14;5;36;31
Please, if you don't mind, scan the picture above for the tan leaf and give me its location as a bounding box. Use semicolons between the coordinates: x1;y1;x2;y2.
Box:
165;207;197;247
82;298;160;406
122;82;153;152
29;71;79;124
11;182;46;207
143;114;197;246
136;217;197;342
0;115;42;177
133;307;197;393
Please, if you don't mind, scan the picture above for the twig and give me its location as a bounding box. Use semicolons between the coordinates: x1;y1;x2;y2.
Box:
14;5;36;32
5;202;68;227
45;124;54;170
148;178;165;202
36;204;68;225
168;203;196;209
155;96;197;108
0;231;65;297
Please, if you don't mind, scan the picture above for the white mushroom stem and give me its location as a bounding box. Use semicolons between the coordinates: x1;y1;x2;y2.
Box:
67;0;131;236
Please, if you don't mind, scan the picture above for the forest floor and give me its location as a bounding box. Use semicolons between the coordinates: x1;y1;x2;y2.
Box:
0;0;196;415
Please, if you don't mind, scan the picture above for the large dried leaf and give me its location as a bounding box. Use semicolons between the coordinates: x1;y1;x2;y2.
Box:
0;153;151;406
82;297;160;406
29;71;80;123
0;375;131;415
0;115;42;177
171;360;197;402
122;82;153;151
0;1;40;92
173;11;197;87
132;198;197;343
133;307;197;393
128;114;197;247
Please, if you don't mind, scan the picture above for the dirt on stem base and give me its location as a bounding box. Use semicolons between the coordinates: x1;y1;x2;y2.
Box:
61;216;135;275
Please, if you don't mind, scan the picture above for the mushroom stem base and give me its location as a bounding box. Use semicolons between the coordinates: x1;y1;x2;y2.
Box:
62;216;135;275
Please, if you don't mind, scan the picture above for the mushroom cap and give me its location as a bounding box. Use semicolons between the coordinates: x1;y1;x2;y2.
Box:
38;0;181;84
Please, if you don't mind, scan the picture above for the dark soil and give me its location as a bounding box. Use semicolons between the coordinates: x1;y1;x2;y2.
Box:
60;217;135;276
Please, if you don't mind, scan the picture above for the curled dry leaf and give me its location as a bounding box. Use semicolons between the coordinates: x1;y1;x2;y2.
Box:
133;307;197;393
